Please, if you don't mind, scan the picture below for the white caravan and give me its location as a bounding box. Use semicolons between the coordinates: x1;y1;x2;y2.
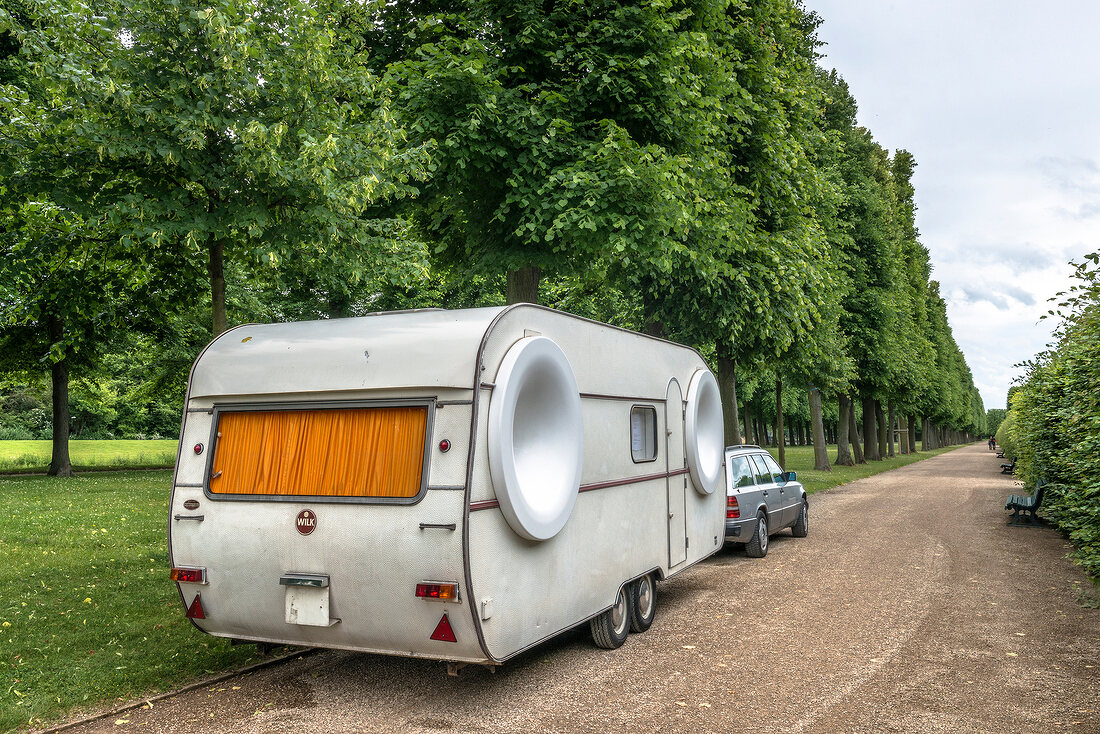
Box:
168;305;725;668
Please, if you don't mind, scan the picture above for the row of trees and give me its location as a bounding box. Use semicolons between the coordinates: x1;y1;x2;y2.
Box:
996;253;1100;578
0;0;984;475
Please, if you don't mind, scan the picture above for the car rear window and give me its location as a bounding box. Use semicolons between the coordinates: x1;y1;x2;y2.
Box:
208;405;429;499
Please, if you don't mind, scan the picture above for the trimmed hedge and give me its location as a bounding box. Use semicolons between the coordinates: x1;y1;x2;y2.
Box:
1011;254;1100;580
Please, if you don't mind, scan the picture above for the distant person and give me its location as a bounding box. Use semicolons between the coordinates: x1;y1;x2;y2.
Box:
988;436;996;450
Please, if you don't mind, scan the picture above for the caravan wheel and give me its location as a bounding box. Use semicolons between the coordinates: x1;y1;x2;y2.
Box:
629;574;657;633
590;586;631;649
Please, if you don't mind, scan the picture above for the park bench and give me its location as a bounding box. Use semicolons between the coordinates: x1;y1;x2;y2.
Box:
1000;460;1016;474
995;451;1005;458
1005;478;1047;526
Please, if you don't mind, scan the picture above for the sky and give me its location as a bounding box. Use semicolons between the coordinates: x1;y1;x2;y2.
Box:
803;0;1100;411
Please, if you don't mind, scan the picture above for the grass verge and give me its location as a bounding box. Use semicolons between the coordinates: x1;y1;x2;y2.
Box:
0;440;178;474
763;443;963;495
0;471;267;732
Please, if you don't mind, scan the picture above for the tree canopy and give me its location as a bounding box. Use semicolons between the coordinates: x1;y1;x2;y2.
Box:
0;0;986;471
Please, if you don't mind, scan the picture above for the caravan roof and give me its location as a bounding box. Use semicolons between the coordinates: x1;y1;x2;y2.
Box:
189;307;507;399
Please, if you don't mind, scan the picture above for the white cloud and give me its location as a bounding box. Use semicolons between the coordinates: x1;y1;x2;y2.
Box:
806;0;1100;410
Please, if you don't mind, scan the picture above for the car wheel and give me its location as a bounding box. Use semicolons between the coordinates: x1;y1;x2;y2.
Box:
590;585;631;649
745;512;768;558
791;499;808;537
629;574;657;633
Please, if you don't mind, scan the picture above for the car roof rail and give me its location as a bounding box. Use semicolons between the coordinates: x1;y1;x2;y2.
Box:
726;444;761;450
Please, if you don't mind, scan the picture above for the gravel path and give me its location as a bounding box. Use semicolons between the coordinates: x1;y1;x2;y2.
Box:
66;445;1099;733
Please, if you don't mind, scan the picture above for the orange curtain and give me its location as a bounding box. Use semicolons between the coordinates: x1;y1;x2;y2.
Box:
209;407;428;498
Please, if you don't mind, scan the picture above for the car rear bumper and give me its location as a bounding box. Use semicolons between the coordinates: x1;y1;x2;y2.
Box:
724;517;755;542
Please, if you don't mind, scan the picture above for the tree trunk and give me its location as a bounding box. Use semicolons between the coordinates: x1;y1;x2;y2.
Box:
742;402;751;446
908;415;918;453
850;396;866;463
876;400;888;459
809;388;831;471
717;349;742;446
47;315;73;477
327;291;353;319
835;395;854;466
209;238;227;335
506;265;541;305
776;378;785;467
862;394;880;461
887;404;897;457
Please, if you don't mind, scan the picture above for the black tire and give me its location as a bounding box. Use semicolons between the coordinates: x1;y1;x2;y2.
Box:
590;585;631;649
791;499;808;538
628;574;657;633
745;512;768;558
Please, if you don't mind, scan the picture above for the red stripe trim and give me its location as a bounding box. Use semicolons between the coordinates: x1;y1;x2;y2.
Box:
578;467;688;493
469;468;689;512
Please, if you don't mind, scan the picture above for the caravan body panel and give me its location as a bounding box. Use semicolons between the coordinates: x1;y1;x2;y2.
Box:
169;305;723;664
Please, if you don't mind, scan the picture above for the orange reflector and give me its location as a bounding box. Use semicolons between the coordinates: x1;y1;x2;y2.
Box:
416;582;458;601
726;496;740;519
185;593;206;620
170;567;206;584
430;613;457;643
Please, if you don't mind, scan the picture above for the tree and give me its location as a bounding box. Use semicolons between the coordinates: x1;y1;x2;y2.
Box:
638;0;846;457
986;408;1007;437
381;0;723;305
6;0;425;336
0;202;161;474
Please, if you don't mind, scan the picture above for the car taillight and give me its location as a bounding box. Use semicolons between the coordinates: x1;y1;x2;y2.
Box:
726;495;740;519
170;567;207;584
416;582;459;601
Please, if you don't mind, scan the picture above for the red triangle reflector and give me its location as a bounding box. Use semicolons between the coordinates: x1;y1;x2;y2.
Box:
186;593;206;620
430;613;457;642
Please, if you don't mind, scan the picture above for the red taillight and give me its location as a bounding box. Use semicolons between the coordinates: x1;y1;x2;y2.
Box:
416;582;459;601
726;495;740;519
170;567;207;584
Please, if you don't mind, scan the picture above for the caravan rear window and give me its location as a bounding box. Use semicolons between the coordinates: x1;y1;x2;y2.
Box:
207;405;429;500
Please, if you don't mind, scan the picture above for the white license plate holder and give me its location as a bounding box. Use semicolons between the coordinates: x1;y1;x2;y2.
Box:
280;573;338;627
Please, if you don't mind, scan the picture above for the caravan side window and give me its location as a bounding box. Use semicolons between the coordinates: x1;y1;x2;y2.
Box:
630;406;658;463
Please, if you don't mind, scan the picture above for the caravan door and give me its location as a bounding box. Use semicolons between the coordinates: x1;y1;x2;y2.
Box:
665;379;687;567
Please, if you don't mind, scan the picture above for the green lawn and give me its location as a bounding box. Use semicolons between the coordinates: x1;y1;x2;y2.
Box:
767;443;962;494
0;440;178;473
0;471;268;732
0;444;963;731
